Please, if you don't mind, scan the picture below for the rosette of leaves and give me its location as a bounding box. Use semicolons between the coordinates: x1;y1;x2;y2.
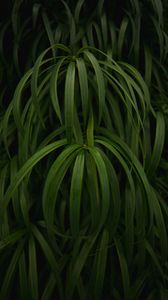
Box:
0;43;167;299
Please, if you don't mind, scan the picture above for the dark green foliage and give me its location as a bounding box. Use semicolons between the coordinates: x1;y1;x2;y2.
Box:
0;0;168;299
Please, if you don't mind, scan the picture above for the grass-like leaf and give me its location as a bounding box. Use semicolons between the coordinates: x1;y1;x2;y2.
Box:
70;150;85;236
64;61;76;143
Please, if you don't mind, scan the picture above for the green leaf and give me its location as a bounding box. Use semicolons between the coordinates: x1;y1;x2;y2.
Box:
2;101;14;157
76;57;89;125
74;0;85;23
101;13;108;49
10;156;21;221
13;69;32;133
70;150;85;236
42;11;55;56
115;239;130;300
42;144;81;227
95;136;136;203
86;107;94;147
98;149;121;234
41;273;56;300
145;240;164;277
19;250;29;300
0;229;26;251
85;152;100;231
1;139;67;219
50;58;67;123
84;50;105;123
28;235;39;300
147;112;165;177
32;225;63;299
118;17;129;59
64;61;76;143
88;146;110;230
150;188;168;261
93;229;109;300
65;234;98;299
31;44;70;126
0;239;25;300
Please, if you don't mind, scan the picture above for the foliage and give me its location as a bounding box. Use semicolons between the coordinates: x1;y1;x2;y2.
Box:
0;0;168;299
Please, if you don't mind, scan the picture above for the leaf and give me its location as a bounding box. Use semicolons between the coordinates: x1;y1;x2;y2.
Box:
150;187;168;261
84;50;105;123
31;44;70;126
88;146;110;230
114;239;130;300
101;13;108;49
95;136;136;204
1;139;67;218
124;186;135;263
118;17;129;59
0;239;25;299
13;68;32;133
65;234;98;300
38;126;65;148
96;128;151;202
42;144;81;227
85;152;100;231
32;225;64;299
42;11;55;56
64;61;76;143
93;229;109;300
50;57;67;123
86;107;94;147
11;0;23;35
74;0;85;23
61;0;76;46
10;156;21;221
0;229;26;251
152;0;163;25
98;149;121;234
32;3;41;28
147;112;165;177
70;150;85;236
28;235;39;300
76;57;89;125
19;250;29;300
145;240;164;277
73;106;83;144
41;273;56;300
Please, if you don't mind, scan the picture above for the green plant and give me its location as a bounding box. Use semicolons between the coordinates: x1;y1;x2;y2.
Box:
0;1;168;299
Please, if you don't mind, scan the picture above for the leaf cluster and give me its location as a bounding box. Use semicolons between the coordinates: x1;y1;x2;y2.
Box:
0;0;168;299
